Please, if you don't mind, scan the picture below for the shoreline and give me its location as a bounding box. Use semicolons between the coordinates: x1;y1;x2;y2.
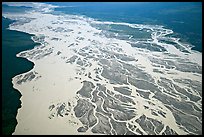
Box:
2;17;38;135
2;5;202;135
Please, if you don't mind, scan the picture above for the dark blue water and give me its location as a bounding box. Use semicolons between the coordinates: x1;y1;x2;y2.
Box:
2;4;32;13
2;17;38;135
48;2;202;52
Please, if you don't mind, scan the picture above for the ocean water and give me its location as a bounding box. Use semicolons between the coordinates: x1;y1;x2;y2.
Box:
2;4;32;13
2;17;38;134
49;2;202;52
2;2;202;135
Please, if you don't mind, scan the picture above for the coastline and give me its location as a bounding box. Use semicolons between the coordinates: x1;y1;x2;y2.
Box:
2;3;202;135
2;17;38;135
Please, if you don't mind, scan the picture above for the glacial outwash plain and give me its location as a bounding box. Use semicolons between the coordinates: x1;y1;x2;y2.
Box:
2;2;202;135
